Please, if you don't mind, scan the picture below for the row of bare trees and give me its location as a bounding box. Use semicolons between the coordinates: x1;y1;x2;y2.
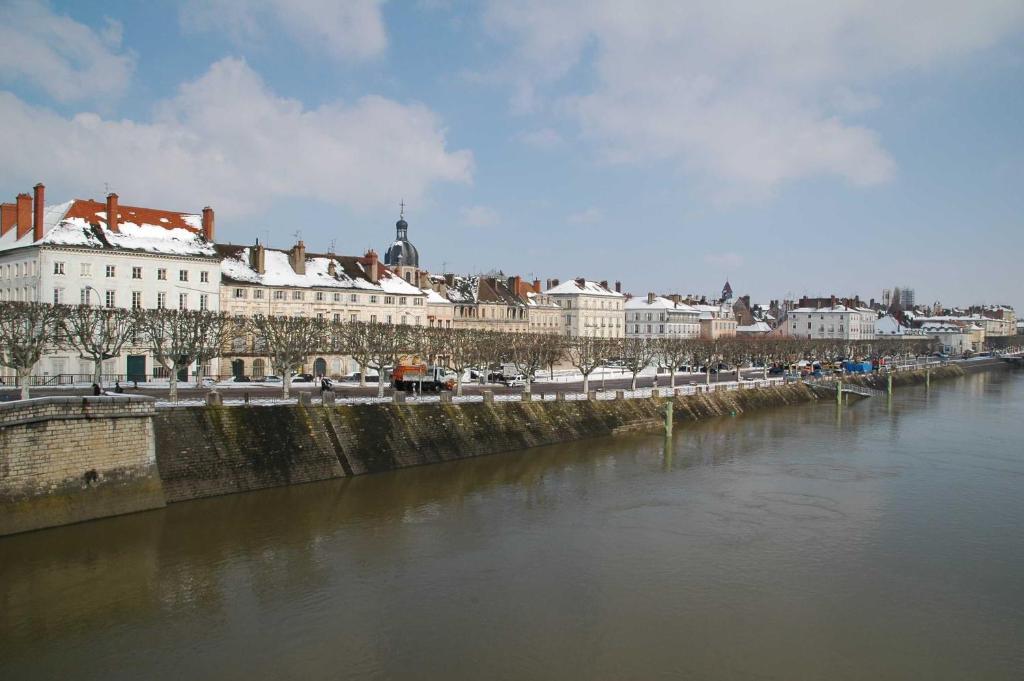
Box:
1;300;947;401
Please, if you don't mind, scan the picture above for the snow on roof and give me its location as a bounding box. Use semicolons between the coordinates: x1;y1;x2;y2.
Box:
625;295;697;312
545;279;623;297
736;322;772;333
0;199;214;257
423;288;452;305
219;245;423;294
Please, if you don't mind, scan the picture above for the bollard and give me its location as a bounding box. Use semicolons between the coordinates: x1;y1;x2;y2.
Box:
587;391;597;401
615;390;625;400
393;391;407;404
440;391;453;403
651;388;660;398
322;390;336;405
205;391;222;406
244;391;250;404
482;390;494;403
837;380;842;407
521;391;532;402
555;391;565;402
298;392;311;405
664;400;673;437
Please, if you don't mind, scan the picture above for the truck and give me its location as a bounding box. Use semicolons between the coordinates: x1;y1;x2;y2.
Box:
842;360;873;374
392;363;456;392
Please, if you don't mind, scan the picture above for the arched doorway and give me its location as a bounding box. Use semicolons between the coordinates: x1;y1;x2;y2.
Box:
231;358;245;379
252;358;266;380
313;357;327;377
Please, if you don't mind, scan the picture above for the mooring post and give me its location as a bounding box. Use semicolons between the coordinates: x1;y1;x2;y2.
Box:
836;380;842;406
926;368;931;389
887;373;893;397
664;400;673;437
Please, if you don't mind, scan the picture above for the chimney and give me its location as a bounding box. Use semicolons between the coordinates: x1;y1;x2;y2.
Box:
600;280;608;290
15;193;32;239
0;203;15;237
669;293;682;305
615;281;621;293
201;206;215;241
830;294;837;308
250;242;266;274
532;278;541;292
106;193;119;233
551;278;559;288
33;183;45;241
513;275;522;296
545;278;553;290
290;240;307;275
575;277;585;287
362;249;379;283
647;292;656;304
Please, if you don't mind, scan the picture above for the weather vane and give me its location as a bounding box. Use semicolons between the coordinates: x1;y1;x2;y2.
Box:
400;199;405;219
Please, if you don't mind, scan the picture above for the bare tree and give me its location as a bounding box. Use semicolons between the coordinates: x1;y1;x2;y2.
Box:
566;335;611;393
247;314;327;399
618;337;656;390
653;337;694;388
508;333;560;394
437;327;479;396
365;322;413;398
59;305;136;387
193;312;241;387
0;302;64;399
344;321;374;387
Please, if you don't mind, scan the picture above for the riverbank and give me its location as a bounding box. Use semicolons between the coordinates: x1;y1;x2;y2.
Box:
1;362;1014;535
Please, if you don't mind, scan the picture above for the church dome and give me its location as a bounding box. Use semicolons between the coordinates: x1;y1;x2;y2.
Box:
384;214;418;267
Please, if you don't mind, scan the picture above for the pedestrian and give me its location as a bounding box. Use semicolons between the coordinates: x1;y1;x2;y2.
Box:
114;381;124;394
91;382;101;396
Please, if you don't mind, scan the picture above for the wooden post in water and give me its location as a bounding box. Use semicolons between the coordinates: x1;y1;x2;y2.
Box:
887;373;893;397
664;400;673;437
926;368;931;389
836;380;842;407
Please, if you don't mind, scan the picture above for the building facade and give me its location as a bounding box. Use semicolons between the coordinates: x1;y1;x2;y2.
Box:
625;294;700;339
545;278;625;338
0;184;220;382
786;305;877;340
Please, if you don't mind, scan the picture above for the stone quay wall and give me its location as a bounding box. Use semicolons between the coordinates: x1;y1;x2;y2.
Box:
0;396;165;536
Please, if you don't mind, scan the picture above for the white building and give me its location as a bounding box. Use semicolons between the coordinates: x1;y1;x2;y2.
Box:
0;184;220;383
921;322;983;355
545;278;625;338
693;303;738;339
625;294;699;339
787;305;877;340
915;315;1013;338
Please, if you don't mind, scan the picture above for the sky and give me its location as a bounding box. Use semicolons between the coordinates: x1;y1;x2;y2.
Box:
1;0;1022;310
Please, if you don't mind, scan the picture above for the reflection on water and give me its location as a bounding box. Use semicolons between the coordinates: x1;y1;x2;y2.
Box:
2;372;1023;680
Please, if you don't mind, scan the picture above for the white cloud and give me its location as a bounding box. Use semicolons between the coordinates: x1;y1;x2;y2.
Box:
0;58;472;218
704;252;744;270
518;127;564;149
486;0;1024;197
566;207;602;224
461;205;500;227
0;0;134;102
180;0;387;60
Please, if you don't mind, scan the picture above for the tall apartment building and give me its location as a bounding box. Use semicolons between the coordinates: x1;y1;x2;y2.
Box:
545;278;625;338
625;293;700;339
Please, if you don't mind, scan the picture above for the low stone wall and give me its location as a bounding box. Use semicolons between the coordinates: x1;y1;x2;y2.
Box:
0;395;165;536
845;364;965;389
153;383;822;503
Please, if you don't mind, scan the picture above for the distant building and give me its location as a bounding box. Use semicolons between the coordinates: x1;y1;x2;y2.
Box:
545;278;625;338
625;293;700;339
787;304;876;340
383;207;420;284
693;302;737;339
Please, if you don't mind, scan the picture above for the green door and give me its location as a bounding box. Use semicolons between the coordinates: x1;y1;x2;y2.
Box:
126;355;146;383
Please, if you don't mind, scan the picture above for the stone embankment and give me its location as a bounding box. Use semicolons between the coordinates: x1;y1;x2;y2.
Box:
0;363;1009;535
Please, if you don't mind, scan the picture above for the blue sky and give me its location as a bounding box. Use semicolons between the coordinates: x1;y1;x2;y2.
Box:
1;0;1022;310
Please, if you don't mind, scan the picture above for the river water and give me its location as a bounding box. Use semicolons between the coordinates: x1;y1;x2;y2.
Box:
2;371;1023;680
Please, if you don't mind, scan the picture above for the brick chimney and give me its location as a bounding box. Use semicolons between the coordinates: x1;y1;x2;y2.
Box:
551;278;559;288
575;277;585;288
647;292;656;304
106;193;119;232
1;202;15;237
250;240;266;274
290;240;306;275
513;275;522;296
532;278;541;292
15;193;32;239
33;183;45;241
201;206;215;241
600;280;609;291
830;294;837;308
669;293;682;305
361;249;379;283
615;281;621;293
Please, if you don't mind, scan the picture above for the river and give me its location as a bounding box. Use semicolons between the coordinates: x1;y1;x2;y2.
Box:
2;370;1023;680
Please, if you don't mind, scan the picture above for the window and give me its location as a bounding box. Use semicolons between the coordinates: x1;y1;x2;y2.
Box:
54;262;65;275
384;296;394;305
52;288;63;304
132;266;142;279
105;290;115;307
386;315;392;323
370;314;377;323
401;314;407;325
399;297;407;305
350;294;358;303
349;313;357;322
234;288;246;299
179;270;188;282
179;293;187;310
81;262;92;277
200;294;208;311
333;293;341;302
157;268;167;281
80;288;90;305
273;290;285;300
253;289;264;299
157;292;166;309
200;271;209;283
315;291;324;301
105;265;116;278
333;313;341;322
414;298;423;306
370;295;378;304
132;291;142;309
292;291;304;300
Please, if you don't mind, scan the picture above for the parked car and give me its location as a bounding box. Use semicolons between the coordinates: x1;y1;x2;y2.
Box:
504;375;528;387
263;375;282;383
232;375;251;383
349;372;379;383
291;373;314;383
767;366;785;376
